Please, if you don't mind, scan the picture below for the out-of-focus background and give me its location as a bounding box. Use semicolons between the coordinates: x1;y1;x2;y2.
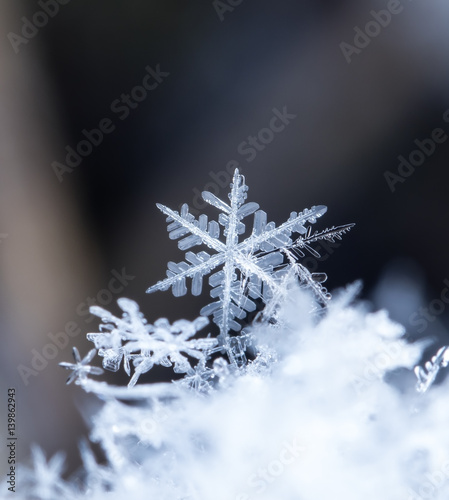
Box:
1;0;449;477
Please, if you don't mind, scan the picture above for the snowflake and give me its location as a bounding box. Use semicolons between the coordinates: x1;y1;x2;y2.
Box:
21;446;72;500
86;298;218;387
174;358;215;393
147;168;353;364
59;347;103;385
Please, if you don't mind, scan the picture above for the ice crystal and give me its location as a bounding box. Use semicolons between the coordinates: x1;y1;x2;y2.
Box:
414;345;449;393
175;358;215;393
86;297;218;387
147;168;353;364
59;346;103;385
19;446;71;500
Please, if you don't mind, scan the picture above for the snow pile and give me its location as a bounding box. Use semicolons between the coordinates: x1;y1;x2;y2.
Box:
6;285;449;500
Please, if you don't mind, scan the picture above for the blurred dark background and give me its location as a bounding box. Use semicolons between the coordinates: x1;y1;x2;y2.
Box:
1;0;449;476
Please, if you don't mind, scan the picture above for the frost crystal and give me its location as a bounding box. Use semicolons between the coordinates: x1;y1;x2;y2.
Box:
414;345;449;393
175;358;215;393
59;346;103;385
20;446;70;500
86;297;217;387
147;168;353;364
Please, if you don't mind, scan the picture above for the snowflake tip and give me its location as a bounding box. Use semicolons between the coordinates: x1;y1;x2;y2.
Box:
312;205;327;219
89;305;114;321
202;190;231;213
117;297;140;313
156;202;166;212
194;316;209;330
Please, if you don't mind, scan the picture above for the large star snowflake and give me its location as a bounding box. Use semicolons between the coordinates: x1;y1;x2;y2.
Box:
147;168;353;364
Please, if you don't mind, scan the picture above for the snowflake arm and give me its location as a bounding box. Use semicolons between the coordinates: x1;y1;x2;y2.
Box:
146;252;225;297
156;203;226;253
292;223;355;257
238;205;328;254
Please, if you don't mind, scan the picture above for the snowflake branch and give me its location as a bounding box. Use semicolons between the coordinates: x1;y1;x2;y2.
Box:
415;346;449;393
156;203;226;253
239;205;328;254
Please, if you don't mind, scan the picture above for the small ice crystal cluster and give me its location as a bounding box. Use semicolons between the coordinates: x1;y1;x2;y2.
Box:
86;298;217;388
6;169;449;500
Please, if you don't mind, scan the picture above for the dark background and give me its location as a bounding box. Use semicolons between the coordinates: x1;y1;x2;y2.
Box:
1;0;449;476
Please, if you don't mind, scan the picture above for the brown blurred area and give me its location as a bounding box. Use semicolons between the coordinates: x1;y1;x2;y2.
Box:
0;0;104;476
1;0;449;476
